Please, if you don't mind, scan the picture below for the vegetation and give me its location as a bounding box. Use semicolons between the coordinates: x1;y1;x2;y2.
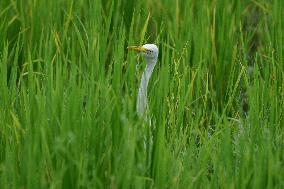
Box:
0;0;283;188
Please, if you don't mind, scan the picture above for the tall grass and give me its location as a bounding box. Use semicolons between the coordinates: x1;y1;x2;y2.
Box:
0;0;284;188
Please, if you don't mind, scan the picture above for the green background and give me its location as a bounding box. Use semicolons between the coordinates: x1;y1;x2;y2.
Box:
0;0;283;188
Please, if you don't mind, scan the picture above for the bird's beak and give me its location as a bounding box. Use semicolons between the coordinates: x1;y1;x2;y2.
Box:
127;46;147;53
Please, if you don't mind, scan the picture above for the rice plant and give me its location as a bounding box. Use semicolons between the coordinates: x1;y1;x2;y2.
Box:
0;0;283;188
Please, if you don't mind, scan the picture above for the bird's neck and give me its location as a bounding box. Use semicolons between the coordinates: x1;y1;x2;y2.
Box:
136;58;157;118
142;58;157;85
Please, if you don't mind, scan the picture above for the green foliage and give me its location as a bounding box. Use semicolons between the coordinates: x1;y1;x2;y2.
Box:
0;0;284;188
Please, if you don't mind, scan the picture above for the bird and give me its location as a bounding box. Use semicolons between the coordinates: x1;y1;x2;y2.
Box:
128;44;159;118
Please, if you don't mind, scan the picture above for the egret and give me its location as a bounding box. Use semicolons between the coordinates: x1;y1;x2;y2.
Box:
128;44;159;118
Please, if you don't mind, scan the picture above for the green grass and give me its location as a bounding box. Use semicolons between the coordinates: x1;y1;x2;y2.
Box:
1;0;284;188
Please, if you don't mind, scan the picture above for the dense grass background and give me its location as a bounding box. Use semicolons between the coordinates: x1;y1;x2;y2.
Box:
1;0;284;188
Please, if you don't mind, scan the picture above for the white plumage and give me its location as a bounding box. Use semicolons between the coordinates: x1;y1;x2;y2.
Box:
128;44;159;118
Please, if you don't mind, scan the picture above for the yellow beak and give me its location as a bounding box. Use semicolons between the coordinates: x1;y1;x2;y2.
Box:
127;46;147;53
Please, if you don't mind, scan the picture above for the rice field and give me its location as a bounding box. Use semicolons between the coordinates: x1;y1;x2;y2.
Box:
0;0;284;188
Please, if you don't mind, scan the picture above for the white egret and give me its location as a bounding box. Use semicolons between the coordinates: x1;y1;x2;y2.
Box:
128;44;159;118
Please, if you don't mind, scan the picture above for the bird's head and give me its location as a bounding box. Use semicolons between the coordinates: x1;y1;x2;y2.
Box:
128;44;158;61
